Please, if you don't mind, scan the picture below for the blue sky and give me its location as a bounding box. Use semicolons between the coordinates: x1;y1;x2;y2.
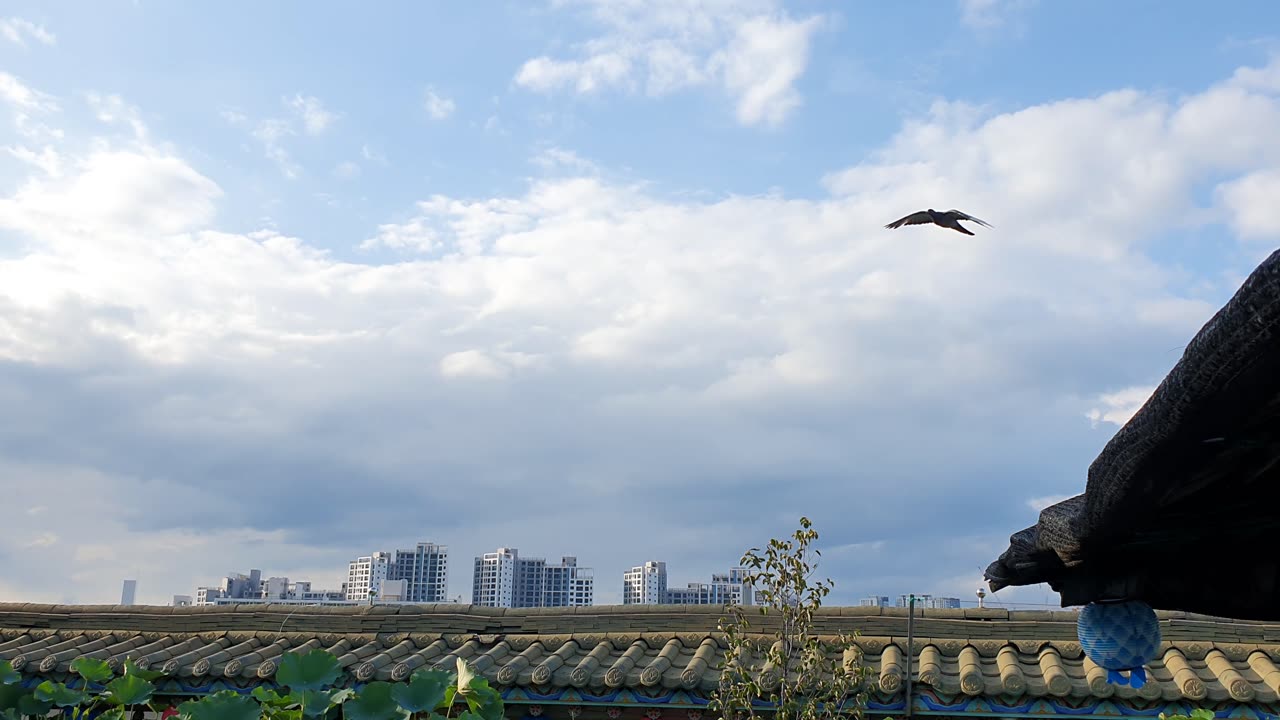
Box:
1;1;1279;606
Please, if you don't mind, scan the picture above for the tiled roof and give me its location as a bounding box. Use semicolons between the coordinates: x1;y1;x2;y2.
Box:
4;603;1280;717
986;247;1280;619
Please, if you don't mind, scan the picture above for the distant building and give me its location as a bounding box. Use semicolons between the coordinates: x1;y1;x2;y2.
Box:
859;596;891;607
171;595;192;607
346;551;393;602
379;579;408;602
193;569;345;606
473;548;593;608
388;543;450;603
894;594;963;610
623;561;668;604
624;563;752;605
120;580;137;606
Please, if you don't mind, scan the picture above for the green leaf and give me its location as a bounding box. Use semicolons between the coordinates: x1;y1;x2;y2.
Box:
104;674;155;706
443;684;458;709
342;682;409;720
389;670;450;713
298;690;334;717
0;684;26;712
463;686;503;720
123;659;164;682
70;657;114;684
1190;711;1215;720
276;650;343;692
252;687;294;708
0;662;19;686
294;688;352;717
177;691;261;720
34;680;91;707
17;691;54;717
97;708;127;720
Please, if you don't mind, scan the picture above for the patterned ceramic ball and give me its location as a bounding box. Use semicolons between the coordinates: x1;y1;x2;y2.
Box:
1077;600;1161;686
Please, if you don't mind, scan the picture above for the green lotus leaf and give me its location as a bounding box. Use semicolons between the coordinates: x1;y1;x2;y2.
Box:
70;657;113;684
389;669;449;713
343;682;409;720
104;674;155;706
34;680;90;707
276;650;343;692
177;690;261;720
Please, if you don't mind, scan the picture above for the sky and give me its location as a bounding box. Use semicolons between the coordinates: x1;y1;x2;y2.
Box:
1;0;1279;608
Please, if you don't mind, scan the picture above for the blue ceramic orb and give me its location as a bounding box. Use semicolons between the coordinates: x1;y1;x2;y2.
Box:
1077;600;1161;672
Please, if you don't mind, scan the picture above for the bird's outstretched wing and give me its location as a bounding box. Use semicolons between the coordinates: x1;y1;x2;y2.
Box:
946;209;992;227
885;211;933;229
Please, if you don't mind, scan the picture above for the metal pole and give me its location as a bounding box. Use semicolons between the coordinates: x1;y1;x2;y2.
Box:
904;594;915;718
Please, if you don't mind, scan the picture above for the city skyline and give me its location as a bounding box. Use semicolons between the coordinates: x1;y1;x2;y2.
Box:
177;541;1005;608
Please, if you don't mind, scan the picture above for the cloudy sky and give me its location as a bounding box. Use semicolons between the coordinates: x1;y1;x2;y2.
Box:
2;0;1279;608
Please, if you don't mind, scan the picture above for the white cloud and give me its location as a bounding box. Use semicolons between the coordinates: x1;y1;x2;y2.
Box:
287;94;337;135
0;71;57;112
711;14;822;127
23;532;58;548
332;160;361;179
225;96;335;177
516;54;632;94
86;93;148;140
4;144;62;177
360;217;439;252
424;88;456;120
440;349;511;379
252;118;300;178
3;58;1280;604
1086;385;1156;428
1026;494;1073;513
531;146;598;173
361;144;389;166
1217;169;1280;240
219;109;248;126
0;17;55;47
0;149;222;253
514;0;821;127
958;0;1035;30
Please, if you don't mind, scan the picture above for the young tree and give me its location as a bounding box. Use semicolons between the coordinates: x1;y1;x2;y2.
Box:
710;517;871;720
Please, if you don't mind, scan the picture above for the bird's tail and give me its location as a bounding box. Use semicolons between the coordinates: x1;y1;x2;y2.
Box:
952;225;975;236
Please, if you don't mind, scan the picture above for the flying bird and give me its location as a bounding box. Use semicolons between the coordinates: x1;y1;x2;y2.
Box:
884;209;993;236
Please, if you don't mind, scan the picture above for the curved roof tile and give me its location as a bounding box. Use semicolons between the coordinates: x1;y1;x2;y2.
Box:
3;603;1280;714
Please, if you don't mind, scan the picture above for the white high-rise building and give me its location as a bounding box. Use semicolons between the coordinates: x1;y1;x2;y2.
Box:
346;551;393;602
624;564;752;605
120;580;137;606
623;561;668;604
473;548;593;608
473;548;517;607
388;543;449;603
859;596;890;607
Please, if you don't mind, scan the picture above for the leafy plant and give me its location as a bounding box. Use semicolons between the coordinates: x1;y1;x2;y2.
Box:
277;651;344;693
1159;710;1214;720
389;670;449;714
0;649;501;720
710;517;872;720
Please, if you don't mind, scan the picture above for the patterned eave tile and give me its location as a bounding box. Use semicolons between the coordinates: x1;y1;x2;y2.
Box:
4;604;1280;718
